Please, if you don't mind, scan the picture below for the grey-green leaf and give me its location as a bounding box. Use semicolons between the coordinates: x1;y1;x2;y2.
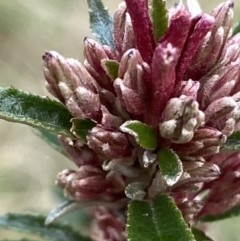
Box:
151;0;168;41
157;147;183;186
222;131;240;151
87;0;114;47
127;194;195;241
192;228;214;241
33;128;66;155
0;213;92;241
0;87;73;136
45;200;82;225
120;120;157;150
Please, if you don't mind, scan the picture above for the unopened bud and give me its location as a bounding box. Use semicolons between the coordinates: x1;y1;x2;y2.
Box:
113;2;135;56
160;95;205;143
87;126;131;159
84;38;113;90
114;78;145;115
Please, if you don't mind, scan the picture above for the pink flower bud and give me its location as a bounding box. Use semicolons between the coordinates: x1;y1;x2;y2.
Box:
87;126;131;159
125;0;154;64
113;2;135;57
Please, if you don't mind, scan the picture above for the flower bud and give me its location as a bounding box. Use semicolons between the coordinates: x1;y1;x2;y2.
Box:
101;105;123;129
173;127;226;158
176;79;200;99
74;86;101;120
198;63;238;109
114;78;145;115
90;207;126;241
118;49;148;100
58;136;101;167
146;43;179;126
204;96;237;124
125;0;154;64
185;1;234;80
176;13;215;81
84;38;113;91
87;126;131;159
222;43;240;65
160;95;205;143
56;166;112;201
113;2;135;56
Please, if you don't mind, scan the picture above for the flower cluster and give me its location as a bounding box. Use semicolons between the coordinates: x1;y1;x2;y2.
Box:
43;0;240;240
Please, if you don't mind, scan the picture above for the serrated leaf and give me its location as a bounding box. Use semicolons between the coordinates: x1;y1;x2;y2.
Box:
232;22;240;36
0;213;92;241
71;118;96;140
200;203;240;222
120;120;157;150
127;194;195;241
222;131;240;151
104;60;119;79
157;147;183;186
192;228;214;241
151;0;168;41
87;0;114;47
0;87;73;136
33;128;66;155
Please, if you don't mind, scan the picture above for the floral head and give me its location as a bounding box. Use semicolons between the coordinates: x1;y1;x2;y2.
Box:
42;0;240;239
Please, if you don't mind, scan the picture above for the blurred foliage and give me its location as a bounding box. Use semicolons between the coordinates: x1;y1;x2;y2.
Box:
0;0;240;240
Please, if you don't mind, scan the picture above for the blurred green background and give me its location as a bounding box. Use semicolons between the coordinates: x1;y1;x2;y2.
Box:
0;0;240;240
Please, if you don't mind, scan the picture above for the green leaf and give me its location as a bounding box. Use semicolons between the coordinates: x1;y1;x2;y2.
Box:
200;204;240;222
232;22;240;36
127;194;195;241
0;239;39;241
104;60;119;79
120;120;157;150
222;131;240;151
151;0;168;41
71;118;96;140
192;228;214;241
157;147;183;186
87;0;114;47
0;87;73;136
0;213;92;241
33;128;66;155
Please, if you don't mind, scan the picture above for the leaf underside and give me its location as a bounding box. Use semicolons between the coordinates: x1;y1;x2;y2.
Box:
33;128;66;155
87;0;114;47
0;213;92;241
